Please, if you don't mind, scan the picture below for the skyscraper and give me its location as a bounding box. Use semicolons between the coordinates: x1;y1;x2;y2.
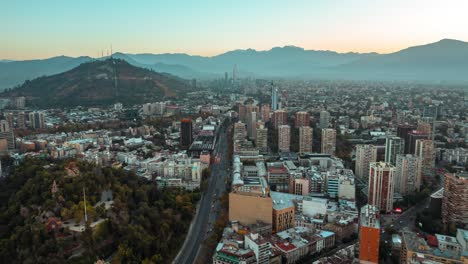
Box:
359;204;380;264
180;119;193;147
299;126;313;154
394;154;422;195
442;172;468;232
397;124;416;154
271;84;278;111
319;110;330;129
272;110;288;129
368;162;395;213
415;139;435;177
385;136;405;165
278;125;291;153
321;128;336;155
406;130;429;154
294;111;310;128
355;145;378;181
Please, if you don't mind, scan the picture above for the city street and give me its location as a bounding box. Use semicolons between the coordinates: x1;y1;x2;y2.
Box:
173;122;230;264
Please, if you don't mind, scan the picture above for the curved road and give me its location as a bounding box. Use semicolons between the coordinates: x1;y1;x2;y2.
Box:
174;122;229;264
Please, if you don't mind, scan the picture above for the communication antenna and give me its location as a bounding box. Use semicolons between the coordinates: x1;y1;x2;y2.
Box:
83;187;88;223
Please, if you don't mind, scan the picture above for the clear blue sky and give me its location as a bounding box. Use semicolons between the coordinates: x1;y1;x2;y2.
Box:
2;0;467;59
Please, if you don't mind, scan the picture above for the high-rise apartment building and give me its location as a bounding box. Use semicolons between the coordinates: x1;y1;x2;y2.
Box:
368;162;395;213
299;126;313;154
278;125;291;153
442;172;468;232
415;139;435;176
260;104;270;123
394;154;422;195
321;128;336;155
295;111;310;128
359;204;380;264
273;110;288;129
384;136;405;165
319;110;330;129
180;119;193;147
256;124;268;153
28;111;45;129
417;118;432;135
355;144;378;181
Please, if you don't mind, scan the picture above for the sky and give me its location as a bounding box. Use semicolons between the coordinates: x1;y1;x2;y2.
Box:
2;0;468;60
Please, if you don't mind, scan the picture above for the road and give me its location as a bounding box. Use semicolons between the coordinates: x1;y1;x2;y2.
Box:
173;121;230;264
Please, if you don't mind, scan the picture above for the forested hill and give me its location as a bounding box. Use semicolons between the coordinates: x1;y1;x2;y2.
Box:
0;157;200;263
1;58;191;108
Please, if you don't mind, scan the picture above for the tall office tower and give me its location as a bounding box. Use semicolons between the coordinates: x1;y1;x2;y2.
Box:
294;111;310;128
394;154;422;195
180;119;193;147
278;125;291;152
359;204;380;264
417;119;432;135
397;124;416;153
256;124;268;152
442;172;468;232
224;72;228;84
246;112;257;140
321;128;336;155
271;84;278;111
272;109;288;129
368;162;395;213
355;145;378;181
385;136;405;165
406;130;429;154
17;112;26;129
238;104;247;123
319;110;330;129
260;104;271;123
415;139;435;177
28;111;45;129
299;126;313;154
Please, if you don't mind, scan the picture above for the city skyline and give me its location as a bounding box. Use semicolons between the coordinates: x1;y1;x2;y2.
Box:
2;0;468;60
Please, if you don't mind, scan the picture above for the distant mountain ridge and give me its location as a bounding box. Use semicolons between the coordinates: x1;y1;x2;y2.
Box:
1;39;468;88
2;59;190;107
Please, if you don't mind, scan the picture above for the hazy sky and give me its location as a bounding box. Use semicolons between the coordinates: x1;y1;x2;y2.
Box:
2;0;468;60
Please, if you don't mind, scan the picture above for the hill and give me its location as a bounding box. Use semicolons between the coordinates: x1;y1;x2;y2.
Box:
0;157;200;263
2;58;191;107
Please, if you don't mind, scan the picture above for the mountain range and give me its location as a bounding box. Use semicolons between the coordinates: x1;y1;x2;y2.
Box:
1;39;468;89
2;59;190;107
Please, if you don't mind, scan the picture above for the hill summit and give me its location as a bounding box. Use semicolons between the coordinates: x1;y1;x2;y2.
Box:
3;58;190;107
